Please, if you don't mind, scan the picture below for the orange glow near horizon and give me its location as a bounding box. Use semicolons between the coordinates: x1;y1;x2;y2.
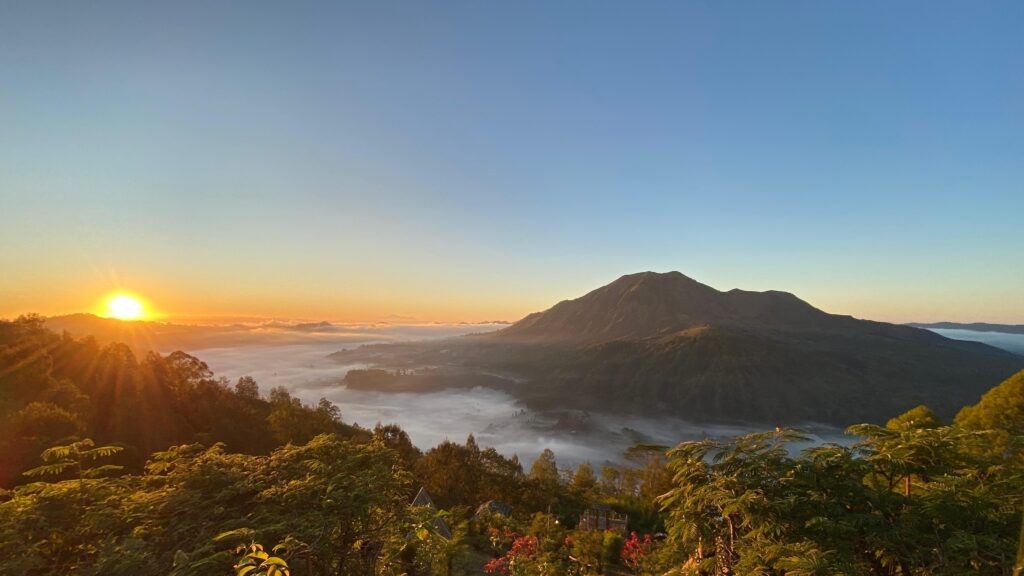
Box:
103;293;147;320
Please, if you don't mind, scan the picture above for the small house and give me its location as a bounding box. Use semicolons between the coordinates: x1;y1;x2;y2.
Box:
577;504;628;533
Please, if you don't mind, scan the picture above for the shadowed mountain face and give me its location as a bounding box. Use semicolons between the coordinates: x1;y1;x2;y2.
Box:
485;272;1024;424
333;272;1024;425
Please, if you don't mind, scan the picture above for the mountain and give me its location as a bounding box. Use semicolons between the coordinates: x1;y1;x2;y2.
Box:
330;272;1022;425
498;271;852;342
480;272;1024;424
908;321;1024;335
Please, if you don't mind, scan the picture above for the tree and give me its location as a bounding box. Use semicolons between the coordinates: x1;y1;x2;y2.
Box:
568;530;606;574
660;426;1022;575
315;397;340;423
886;404;942;430
570;462;597;500
10;401;83;441
266;389;345;445
373;423;421;467
527;448;562;514
956;369;1024;457
417;437;525;509
529;449;559;486
23;438;123;480
598;465;623;496
235;376;260;400
623;444;671;511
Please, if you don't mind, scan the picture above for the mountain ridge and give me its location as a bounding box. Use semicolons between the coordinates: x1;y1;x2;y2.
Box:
907;321;1024;335
337;271;1023;425
494;271;942;345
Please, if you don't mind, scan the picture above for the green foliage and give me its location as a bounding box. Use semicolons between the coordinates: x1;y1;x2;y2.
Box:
886;404;943;430
266;387;351;446
0;434;412;576
568;529;606;573
1017;508;1024;576
234;376;260;400
569;462;597;501
416;435;525;510
408;508;470;576
600;531;623;568
526;448;563;514
956;369;1024;457
231;542;290;576
660;426;1023;575
373;422;422;467
23;438;123;479
529;448;559;486
10;401;84;440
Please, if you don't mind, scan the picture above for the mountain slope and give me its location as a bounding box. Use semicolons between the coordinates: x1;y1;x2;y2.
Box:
481;272;1024;424
498;271;867;342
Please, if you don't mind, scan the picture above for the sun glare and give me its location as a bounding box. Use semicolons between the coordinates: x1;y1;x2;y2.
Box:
106;294;145;320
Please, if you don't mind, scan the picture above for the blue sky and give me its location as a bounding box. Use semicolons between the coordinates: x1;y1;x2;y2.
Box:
1;1;1022;322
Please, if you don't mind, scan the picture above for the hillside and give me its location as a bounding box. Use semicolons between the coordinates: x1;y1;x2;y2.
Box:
496;271;835;342
486;272;1023;423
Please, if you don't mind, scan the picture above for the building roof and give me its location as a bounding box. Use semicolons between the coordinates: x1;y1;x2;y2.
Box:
475;500;513;518
410;487;452;540
412;487;436;508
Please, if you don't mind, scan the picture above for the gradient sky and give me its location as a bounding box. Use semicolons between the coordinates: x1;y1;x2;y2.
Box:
2;1;1022;323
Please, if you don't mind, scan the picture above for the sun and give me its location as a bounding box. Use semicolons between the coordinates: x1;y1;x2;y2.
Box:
105;294;146;320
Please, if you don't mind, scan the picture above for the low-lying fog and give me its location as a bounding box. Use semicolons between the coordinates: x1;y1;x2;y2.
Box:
928;328;1024;355
189;323;848;466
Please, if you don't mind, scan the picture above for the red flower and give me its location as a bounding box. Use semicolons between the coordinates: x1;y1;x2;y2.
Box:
485;534;539;574
484;557;509;574
622;531;655;572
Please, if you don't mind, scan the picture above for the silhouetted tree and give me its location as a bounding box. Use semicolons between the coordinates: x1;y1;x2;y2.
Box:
235;376;260;400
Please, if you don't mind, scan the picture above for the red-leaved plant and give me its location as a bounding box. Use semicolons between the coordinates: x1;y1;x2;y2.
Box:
622;531;654;575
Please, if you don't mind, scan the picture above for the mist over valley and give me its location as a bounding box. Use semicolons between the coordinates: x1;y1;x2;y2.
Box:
172;272;1024;465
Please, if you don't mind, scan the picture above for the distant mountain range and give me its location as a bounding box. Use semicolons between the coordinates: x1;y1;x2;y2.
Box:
907;321;1024;335
43;314;382;352
42;313;508;354
43;314;250;352
332;272;1024;426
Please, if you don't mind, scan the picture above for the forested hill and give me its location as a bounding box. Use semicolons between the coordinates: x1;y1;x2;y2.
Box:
0;315;362;487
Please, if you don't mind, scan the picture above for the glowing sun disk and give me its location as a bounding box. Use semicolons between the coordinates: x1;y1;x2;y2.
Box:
106;295;145;320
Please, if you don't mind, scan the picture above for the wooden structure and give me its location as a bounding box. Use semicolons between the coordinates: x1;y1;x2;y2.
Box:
577;504;628;533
